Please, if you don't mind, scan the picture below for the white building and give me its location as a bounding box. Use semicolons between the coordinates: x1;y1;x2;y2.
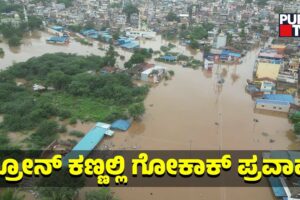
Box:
141;66;167;83
215;32;227;49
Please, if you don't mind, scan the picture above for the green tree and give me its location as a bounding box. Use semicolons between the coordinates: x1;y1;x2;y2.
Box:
86;188;118;200
190;39;199;49
8;35;21;46
104;45;117;66
129;103;145;119
47;71;70;90
166;11;179;22
29;120;59;148
38;169;85;200
0;189;24;200
28;16;43;30
294;122;300;135
123;3;139;22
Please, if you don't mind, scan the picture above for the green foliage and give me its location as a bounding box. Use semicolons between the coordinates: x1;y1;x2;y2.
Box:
105;45;117;66
69;130;84;138
294;122;300;135
57;0;74;7
58;109;72;120
68;24;83;33
256;0;269;6
168;70;175;76
289;112;300;123
58;125;67;133
166;11;180;22
123;3;138;22
0;47;4;56
8;35;22;47
124;49;152;68
0;14;42;47
28;16;43;30
38;169;85;200
69;117;77;125
0;189;24;200
129;103;145;119
29;120;59;148
0;0;22;13
0;53;148;148
86;188;118;200
190;39;199;49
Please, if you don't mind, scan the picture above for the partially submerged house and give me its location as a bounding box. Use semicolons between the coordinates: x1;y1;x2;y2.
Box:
255;62;281;81
141;65;167;83
46;36;69;44
255;94;294;113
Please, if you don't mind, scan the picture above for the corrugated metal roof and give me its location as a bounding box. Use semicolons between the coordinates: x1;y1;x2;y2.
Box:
263;94;294;104
256;99;290;106
72;126;106;151
268;176;287;197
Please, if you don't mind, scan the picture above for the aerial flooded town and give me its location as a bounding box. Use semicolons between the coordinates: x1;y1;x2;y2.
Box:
0;0;300;199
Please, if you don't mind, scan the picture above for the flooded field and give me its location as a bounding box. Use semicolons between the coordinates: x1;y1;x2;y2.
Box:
0;32;297;200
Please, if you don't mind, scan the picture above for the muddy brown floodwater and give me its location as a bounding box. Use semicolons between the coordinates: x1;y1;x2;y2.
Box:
1;32;298;200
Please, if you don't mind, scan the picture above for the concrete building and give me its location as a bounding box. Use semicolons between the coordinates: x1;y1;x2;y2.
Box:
215;32;227;49
255;94;294;113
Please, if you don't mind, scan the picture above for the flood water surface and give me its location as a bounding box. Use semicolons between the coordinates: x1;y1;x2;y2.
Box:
1;32;296;200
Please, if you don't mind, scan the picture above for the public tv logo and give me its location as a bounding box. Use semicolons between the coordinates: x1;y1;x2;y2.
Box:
279;14;300;37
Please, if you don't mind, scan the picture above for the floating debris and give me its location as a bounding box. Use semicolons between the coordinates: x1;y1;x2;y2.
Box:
262;132;269;137
253;118;259;123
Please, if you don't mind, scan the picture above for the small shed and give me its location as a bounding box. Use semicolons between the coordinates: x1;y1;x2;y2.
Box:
111;119;131;131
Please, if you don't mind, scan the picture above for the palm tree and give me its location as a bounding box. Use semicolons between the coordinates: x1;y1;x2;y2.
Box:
0;189;24;200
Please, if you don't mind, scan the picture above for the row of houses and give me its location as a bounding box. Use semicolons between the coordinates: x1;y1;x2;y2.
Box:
248;45;299;113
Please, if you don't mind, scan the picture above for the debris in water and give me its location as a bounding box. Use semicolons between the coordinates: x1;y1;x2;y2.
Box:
253;119;259;122
262;132;269;137
150;104;154;107
215;122;219;126
269;139;275;143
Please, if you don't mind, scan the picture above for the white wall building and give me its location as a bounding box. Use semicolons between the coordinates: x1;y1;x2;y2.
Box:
216;32;227;49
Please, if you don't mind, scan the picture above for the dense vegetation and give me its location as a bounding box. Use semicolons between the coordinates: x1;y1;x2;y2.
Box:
0;53;148;149
0;0;22;13
166;11;180;22
123;3;139;23
124;48;153;68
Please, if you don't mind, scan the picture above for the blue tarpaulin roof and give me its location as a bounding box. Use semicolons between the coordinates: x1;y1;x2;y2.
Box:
161;55;177;61
47;36;68;42
118;37;135;45
263;94;294;104
221;50;241;58
51;26;64;32
111;119;131;131
121;41;139;49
